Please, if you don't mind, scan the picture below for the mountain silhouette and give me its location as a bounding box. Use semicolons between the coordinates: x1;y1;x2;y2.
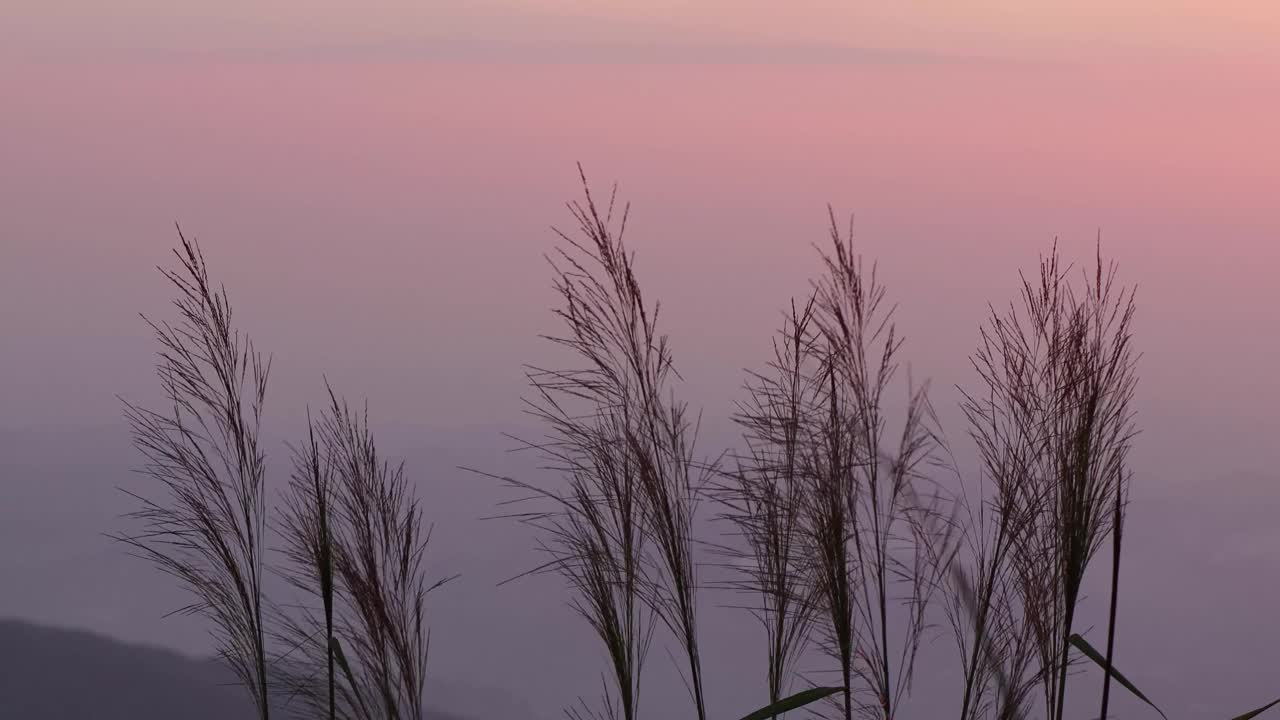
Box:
0;619;472;719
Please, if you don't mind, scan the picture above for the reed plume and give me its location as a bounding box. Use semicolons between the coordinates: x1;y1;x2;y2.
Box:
277;388;454;720
480;168;678;720
117;228;273;719
716;297;822;715
955;244;1136;720
803;211;956;720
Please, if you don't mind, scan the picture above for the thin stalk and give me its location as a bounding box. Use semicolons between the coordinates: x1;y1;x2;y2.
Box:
318;434;336;720
1098;476;1125;720
1053;603;1076;720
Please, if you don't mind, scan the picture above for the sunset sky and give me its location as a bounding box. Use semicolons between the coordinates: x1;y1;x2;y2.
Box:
3;3;1279;719
6;2;1280;63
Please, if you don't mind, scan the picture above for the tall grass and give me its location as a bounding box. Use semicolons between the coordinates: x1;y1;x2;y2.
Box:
803;213;957;720
121;231;451;720
950;244;1137;720
498;193;959;720
117;228;273;719
122;187;1280;720
277;388;455;720
276;413;337;720
1011;248;1135;720
716;298;821;714
479;171;664;720
490;174;858;720
499;189;1167;720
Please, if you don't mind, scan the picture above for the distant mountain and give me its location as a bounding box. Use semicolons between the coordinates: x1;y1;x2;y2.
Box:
0;619;471;719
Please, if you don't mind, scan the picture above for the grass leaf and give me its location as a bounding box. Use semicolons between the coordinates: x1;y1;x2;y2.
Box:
735;686;843;720
1229;697;1280;720
1068;633;1167;720
330;637;368;714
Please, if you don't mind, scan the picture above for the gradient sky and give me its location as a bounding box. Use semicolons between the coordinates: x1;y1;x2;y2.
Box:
6;2;1280;62
3;4;1280;719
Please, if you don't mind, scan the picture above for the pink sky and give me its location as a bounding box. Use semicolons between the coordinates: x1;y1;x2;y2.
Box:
6;2;1280;63
4;47;1278;441
4;3;1279;503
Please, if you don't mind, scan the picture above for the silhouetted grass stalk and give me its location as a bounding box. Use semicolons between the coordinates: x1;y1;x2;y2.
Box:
118;228;273;719
803;212;956;720
955;244;1136;720
483;168;688;720
322;391;453;720
717;298;821;716
276;412;338;719
1098;470;1126;720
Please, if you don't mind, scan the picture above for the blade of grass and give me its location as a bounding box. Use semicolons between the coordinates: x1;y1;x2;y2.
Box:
736;686;843;720
1229;697;1280;720
1068;633;1167;720
331;637;372;719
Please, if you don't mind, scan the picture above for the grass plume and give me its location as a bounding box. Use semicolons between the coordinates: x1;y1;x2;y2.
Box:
117;228;273;719
716;297;822;715
802;212;957;720
277;388;454;720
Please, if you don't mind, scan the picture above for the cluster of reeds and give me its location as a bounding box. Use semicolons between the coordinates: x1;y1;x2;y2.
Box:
119;230;451;720
275;388;456;720
946;245;1138;720
801;214;957;720
724;216;958;720
503;184;955;720
123;179;1280;720
505;177;1275;720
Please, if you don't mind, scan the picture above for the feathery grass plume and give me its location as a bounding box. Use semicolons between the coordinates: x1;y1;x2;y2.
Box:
486;167;714;720
326;390;454;720
493;432;654;720
961;244;1137;720
947;257;1070;720
117;228;273;719
714;297;822;715
479;402;657;720
1031;246;1135;720
575;178;711;720
477;168;660;720
805;210;956;720
274;410;338;720
802;344;860;720
275;386;453;720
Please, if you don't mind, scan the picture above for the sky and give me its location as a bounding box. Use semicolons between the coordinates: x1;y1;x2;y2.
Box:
3;3;1280;719
6;2;1280;63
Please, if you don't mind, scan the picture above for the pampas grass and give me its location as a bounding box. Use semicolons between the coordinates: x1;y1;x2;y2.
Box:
716;297;821;714
277;389;455;720
117;228;273;719
804;212;957;720
952;243;1137;720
